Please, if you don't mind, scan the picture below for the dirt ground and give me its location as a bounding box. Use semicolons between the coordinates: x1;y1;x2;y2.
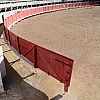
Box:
10;6;100;100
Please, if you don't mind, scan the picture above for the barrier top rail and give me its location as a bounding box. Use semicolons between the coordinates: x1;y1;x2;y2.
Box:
0;0;54;24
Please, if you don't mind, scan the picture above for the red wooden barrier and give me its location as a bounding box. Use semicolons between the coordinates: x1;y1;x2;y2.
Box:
31;8;35;15
18;37;35;64
8;30;19;51
4;27;9;41
40;7;44;13
36;46;74;92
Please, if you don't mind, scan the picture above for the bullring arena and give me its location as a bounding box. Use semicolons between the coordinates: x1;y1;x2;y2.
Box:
0;1;100;100
10;6;100;100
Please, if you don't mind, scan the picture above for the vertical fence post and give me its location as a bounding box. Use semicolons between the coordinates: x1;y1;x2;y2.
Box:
8;30;11;45
34;45;37;68
17;36;21;54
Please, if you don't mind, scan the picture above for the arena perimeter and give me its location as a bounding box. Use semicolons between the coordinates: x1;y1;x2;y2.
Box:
11;6;100;100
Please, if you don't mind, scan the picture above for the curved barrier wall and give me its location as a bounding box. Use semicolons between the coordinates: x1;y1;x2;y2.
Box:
0;0;53;24
3;2;99;93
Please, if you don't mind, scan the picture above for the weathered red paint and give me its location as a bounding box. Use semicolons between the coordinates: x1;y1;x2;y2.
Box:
36;46;74;92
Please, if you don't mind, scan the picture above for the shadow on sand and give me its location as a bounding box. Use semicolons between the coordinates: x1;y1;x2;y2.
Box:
2;57;49;100
50;94;63;100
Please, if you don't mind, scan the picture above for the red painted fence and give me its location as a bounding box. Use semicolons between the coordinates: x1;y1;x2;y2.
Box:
3;2;99;92
4;28;74;92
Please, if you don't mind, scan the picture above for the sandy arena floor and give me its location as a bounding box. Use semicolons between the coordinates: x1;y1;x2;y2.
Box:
11;6;100;100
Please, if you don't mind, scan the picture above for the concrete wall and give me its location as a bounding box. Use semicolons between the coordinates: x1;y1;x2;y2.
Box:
0;46;6;78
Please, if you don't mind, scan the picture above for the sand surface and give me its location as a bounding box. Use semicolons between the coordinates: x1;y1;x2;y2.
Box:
11;6;100;100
